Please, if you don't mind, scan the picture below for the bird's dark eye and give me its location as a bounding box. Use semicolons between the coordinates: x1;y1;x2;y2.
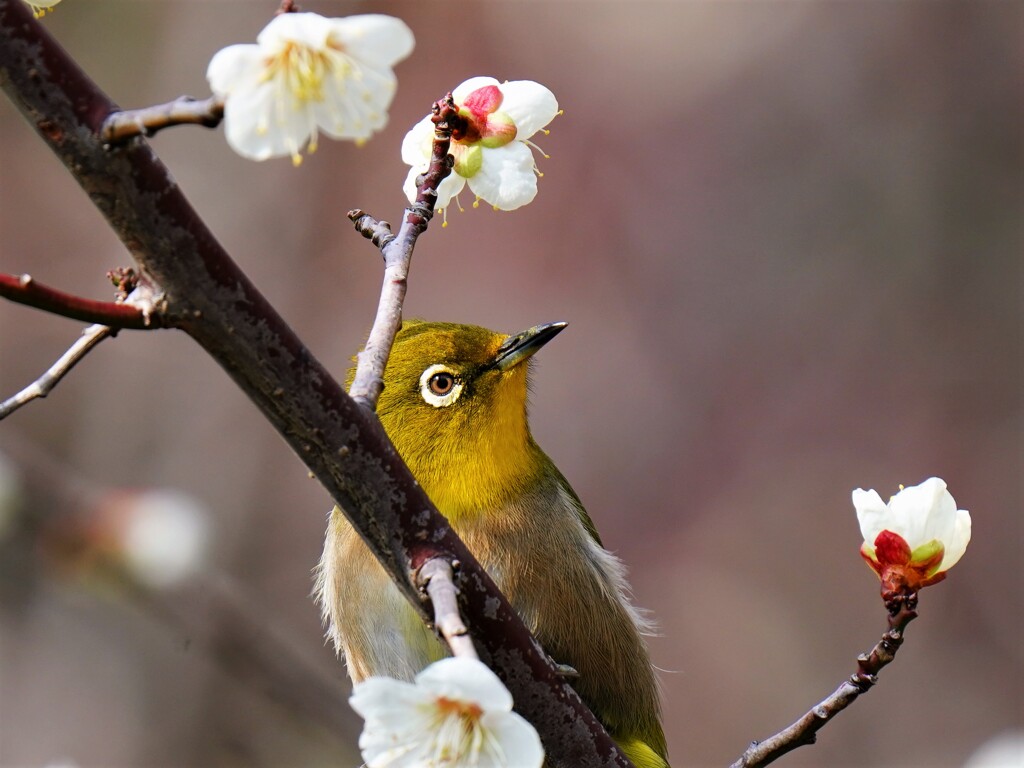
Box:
419;364;464;407
428;372;456;396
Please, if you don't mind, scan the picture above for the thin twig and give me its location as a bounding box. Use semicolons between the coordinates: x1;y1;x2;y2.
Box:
0;272;163;328
346;94;458;410
416;558;479;661
0;323;114;420
100;95;224;144
731;592;919;768
0;280;167;421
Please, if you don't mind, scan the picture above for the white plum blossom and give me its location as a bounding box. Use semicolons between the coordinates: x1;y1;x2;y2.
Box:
402;76;558;213
853;477;971;591
207;12;414;165
349;657;544;768
115;489;210;589
49;489;209;588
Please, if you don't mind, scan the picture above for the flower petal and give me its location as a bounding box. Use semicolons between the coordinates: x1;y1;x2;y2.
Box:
206;44;263;98
890;477;954;547
467;141;539;210
230;80;317;161
940;508;972;570
328;15;415;69
497;80;558;139
453;76;500;103
416;657;514;713
349;675;427;720
257;11;332;49
401;114;435;166
404;165;466;210
852;488;889;543
478;710;545;768
312;63;396;140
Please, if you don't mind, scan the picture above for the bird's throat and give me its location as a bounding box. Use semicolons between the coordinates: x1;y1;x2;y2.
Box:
389;378;544;522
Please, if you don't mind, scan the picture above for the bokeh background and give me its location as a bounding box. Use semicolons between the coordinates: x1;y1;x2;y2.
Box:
0;1;1020;766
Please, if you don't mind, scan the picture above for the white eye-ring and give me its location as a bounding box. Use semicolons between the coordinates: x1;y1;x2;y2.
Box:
419;364;464;408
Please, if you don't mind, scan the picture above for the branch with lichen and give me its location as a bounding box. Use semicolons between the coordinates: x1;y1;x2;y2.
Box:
730;589;919;768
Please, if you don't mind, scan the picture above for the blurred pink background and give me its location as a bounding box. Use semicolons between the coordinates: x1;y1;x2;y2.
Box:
0;2;1019;766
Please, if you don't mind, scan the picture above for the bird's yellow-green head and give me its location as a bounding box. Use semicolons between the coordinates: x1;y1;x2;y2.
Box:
360;320;566;521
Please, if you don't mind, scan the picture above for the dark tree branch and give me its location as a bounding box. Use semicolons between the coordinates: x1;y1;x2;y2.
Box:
731;590;919;768
0;4;629;765
100;95;224;144
0;272;164;328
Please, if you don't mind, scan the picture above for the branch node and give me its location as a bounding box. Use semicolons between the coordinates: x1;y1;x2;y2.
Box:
107;266;139;299
348;210;396;251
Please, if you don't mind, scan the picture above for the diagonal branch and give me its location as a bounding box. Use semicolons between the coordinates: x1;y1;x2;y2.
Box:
0;4;629;765
0;272;164;328
730;592;919;768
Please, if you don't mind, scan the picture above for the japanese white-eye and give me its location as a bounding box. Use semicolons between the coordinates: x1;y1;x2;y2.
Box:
317;321;668;767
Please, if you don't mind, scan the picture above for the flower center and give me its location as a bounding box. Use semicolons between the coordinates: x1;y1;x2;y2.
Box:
428;696;492;761
451;85;517;151
266;38;349;104
435;695;484;722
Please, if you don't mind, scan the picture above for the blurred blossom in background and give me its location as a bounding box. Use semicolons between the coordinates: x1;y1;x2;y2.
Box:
106;489;209;589
0;2;1019;766
962;732;1024;768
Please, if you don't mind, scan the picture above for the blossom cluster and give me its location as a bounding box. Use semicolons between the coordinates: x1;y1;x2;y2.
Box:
205;13;558;216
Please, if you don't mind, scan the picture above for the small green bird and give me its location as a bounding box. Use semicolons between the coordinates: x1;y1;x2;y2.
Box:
317;320;668;767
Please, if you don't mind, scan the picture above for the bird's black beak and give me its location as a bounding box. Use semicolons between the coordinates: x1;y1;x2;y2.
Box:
490;321;568;371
